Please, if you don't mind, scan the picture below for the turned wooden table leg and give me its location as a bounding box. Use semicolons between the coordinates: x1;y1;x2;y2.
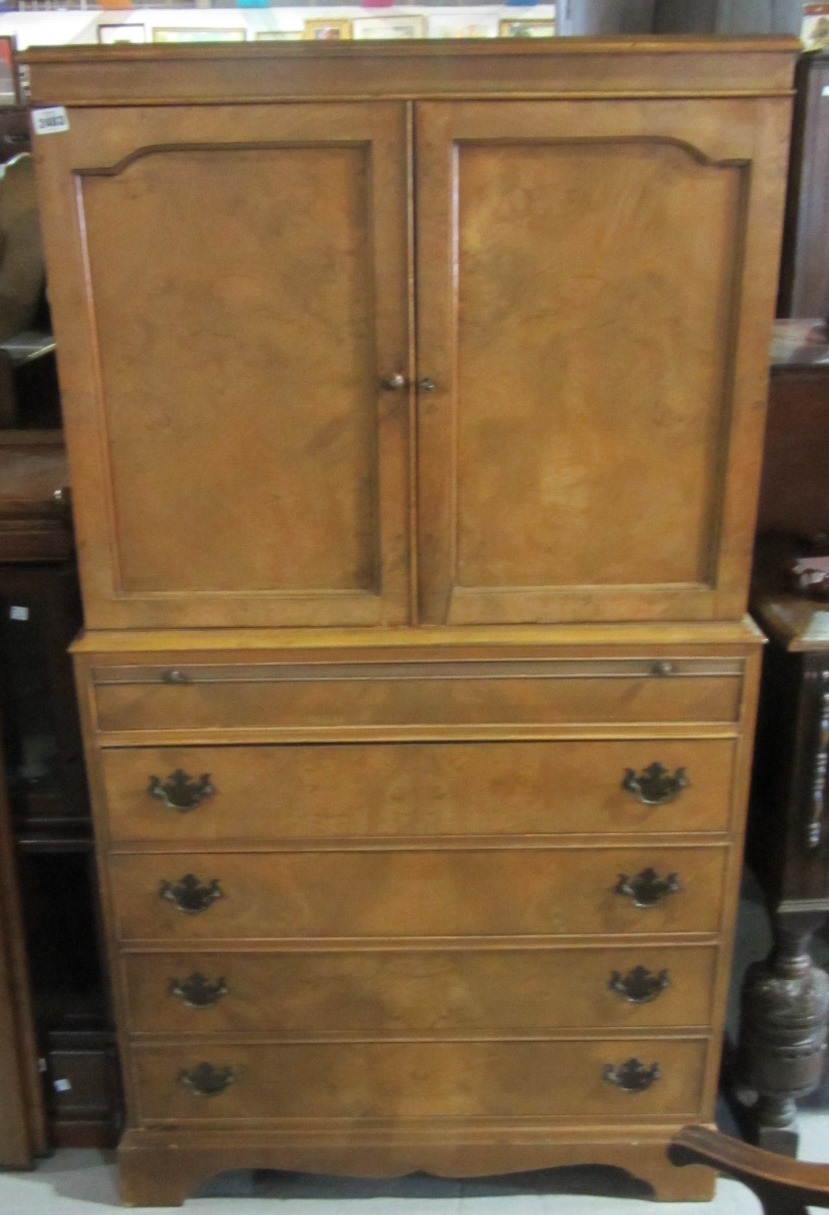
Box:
737;909;829;1155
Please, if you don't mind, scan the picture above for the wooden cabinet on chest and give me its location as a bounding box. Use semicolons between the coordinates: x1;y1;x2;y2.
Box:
24;38;797;1206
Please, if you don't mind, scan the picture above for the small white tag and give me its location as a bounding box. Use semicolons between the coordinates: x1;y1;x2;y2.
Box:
823;85;829;97
38;1057;47;1073
53;1078;72;1093
31;107;69;136
9;605;29;621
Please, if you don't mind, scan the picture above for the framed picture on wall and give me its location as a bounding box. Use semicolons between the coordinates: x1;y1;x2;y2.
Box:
152;29;247;44
426;14;499;38
303;20;352;41
498;19;556;37
802;4;829;50
98;25;147;45
352;16;426;40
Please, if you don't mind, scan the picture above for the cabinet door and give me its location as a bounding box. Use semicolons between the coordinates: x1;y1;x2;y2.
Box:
35;103;412;629
415;98;790;624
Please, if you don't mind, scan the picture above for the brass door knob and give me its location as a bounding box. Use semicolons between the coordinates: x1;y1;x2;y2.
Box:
418;377;437;392
380;374;406;391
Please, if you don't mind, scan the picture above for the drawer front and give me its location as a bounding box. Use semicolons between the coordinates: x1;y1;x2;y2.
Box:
122;945;719;1035
100;739;736;842
91;657;743;735
133;1038;708;1122
109;846;728;940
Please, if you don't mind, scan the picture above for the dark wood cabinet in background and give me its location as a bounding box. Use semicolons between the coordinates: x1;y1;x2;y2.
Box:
735;321;829;1153
778;54;829;319
0;435;118;1161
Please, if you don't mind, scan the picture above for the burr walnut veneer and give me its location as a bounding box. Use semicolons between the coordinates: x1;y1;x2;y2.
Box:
25;38;796;1206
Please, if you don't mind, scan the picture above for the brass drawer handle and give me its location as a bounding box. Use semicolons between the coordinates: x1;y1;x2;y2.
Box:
159;874;223;915
622;763;688;806
609;966;670;1004
603;1058;661;1093
170;972;228;1009
614;867;680;908
148;769;215;813
179;1063;237;1097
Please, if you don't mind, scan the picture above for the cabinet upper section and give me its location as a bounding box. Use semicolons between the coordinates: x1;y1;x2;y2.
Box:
25;41;798;630
23;38;798;107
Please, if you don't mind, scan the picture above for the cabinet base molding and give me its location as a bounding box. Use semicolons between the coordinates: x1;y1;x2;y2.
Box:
117;1125;716;1207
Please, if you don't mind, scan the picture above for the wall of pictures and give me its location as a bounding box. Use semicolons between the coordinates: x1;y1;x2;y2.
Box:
0;1;819;50
0;5;556;51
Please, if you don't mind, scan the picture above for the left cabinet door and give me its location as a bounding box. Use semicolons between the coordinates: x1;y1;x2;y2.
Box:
33;102;413;629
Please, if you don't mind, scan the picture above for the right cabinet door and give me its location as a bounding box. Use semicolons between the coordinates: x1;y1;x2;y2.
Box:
414;97;790;625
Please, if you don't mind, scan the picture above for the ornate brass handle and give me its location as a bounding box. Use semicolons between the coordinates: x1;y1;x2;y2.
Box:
609;965;670;1004
148;769;215;813
603;1058;661;1093
179;1063;237;1097
159;874;223;915
614;868;680;908
622;763;688;806
170;972;228;1008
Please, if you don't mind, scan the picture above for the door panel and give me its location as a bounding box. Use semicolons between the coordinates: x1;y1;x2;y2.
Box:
415;99;790;624
35;103;412;628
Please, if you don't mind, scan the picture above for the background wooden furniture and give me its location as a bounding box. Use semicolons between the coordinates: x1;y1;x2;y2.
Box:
0;436;117;1152
733;321;829;1154
670;1124;829;1215
0;713;47;1168
0;107;59;433
550;1;805;37
777;54;829;320
26;38;796;1207
741;581;829;1155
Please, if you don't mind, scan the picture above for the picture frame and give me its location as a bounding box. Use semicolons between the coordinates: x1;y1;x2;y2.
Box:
0;35;17;106
152;29;248;44
802;4;829;50
426;14;499;39
98;24;147;45
352;16;426;40
498;19;556;38
303;20;352;41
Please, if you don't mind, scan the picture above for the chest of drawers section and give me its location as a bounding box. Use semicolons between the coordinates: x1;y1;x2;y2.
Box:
73;635;760;1202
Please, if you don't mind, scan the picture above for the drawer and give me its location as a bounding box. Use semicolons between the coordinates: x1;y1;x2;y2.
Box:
100;739;737;842
90;657;743;736
109;846;728;940
121;944;719;1035
132;1038;708;1123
